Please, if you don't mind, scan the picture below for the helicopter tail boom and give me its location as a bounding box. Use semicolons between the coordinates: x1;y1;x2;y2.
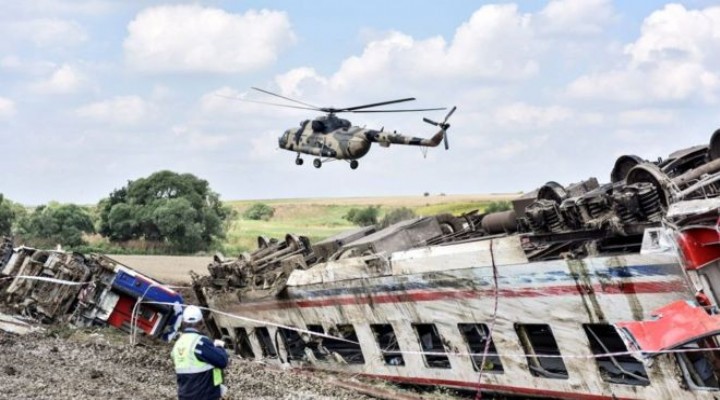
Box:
365;128;446;147
365;106;455;149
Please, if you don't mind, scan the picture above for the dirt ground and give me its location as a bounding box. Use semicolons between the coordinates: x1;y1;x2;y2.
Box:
0;328;412;400
110;255;207;284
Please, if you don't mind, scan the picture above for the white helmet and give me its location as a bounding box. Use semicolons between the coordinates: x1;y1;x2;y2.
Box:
183;305;203;324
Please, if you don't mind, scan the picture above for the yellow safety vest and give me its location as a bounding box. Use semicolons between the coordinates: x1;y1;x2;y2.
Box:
171;332;223;386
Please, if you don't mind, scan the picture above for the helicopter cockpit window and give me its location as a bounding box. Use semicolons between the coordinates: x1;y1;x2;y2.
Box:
311;120;325;132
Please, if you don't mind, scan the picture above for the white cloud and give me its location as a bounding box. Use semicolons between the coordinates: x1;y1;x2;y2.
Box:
567;4;720;103
31;64;85;94
479;135;551;161
75;96;149;125
171;125;230;151
327;5;537;91
617;109;676;125
5;1;115;16
493;102;572;128
537;0;616;35
626;4;720;67
0;97;17;120
123;5;295;73
275;68;328;98
0;55;57;74
3;18;87;47
0;56;22;69
249;131;281;161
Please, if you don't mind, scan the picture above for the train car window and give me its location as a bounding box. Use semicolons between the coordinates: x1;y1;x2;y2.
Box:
306;324;329;360
515;323;568;379
675;338;720;390
583;324;649;386
278;327;307;361
323;324;365;364
233;327;255;359
255;327;277;358
413;324;451;369
458;323;503;373
219;327;235;351
370;324;405;366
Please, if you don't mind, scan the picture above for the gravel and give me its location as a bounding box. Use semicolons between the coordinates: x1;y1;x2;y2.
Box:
0;328;387;400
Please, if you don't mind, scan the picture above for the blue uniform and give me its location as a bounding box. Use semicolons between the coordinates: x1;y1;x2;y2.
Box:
172;328;229;400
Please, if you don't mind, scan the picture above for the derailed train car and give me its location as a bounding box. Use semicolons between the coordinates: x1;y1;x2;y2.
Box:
194;130;720;399
0;241;184;341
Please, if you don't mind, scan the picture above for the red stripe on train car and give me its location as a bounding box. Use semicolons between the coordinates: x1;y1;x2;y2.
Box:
228;279;687;312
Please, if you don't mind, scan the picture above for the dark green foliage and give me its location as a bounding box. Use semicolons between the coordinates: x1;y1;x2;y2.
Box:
98;170;233;253
344;206;379;226
0;194;15;236
243;203;275;221
485;201;512;213
380;207;417;228
16;203;95;247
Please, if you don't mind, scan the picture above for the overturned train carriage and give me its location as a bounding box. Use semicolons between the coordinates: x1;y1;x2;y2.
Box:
194;129;720;399
0;242;184;341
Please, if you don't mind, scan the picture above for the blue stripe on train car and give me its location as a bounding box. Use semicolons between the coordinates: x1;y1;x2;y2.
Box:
112;269;183;305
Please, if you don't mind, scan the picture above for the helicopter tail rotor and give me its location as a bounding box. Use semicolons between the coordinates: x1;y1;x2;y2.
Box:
423;106;456;150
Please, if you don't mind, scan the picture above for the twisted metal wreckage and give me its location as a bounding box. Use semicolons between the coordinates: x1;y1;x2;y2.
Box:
0;240;184;340
5;130;720;398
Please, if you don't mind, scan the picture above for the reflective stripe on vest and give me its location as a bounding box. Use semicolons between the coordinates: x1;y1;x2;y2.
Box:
172;333;214;375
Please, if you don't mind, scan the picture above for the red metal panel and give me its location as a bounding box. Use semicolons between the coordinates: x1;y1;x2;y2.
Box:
106;294;159;335
616;300;720;352
677;227;720;270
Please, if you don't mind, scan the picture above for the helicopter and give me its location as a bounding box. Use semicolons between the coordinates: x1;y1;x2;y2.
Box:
239;87;456;169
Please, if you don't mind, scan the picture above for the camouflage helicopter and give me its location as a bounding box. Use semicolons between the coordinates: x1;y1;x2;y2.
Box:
243;87;456;169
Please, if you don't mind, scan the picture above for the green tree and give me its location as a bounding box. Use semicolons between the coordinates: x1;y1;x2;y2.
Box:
344;206;380;226
485;201;512;213
243;203;275;221
98;170;233;253
16;203;95;247
0;194;16;236
380;207;416;228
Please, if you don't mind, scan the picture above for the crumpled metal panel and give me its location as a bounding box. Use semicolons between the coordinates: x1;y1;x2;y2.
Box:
616;300;720;354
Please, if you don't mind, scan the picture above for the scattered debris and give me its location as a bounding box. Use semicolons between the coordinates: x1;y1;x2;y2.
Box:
0;244;184;341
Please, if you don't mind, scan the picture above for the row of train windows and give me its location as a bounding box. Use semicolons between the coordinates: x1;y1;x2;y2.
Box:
223;322;650;386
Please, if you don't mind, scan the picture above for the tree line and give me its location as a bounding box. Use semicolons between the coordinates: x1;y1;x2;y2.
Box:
0;171;233;254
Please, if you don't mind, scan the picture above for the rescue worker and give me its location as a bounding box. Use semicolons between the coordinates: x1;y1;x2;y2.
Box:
171;305;229;400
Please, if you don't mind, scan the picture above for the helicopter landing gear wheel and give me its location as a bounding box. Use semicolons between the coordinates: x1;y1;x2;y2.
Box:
313;158;322;168
295;157;303;166
350;160;359;170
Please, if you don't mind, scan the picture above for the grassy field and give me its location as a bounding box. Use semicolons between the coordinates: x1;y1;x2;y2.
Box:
110;193;518;282
221;193;518;255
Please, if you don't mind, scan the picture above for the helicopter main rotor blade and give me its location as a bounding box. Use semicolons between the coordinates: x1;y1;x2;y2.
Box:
215;95;321;111
331;97;416;113
251;87;322;110
351;107;447;113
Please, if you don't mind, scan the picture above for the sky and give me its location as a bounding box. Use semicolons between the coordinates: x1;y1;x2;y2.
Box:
1;0;719;205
